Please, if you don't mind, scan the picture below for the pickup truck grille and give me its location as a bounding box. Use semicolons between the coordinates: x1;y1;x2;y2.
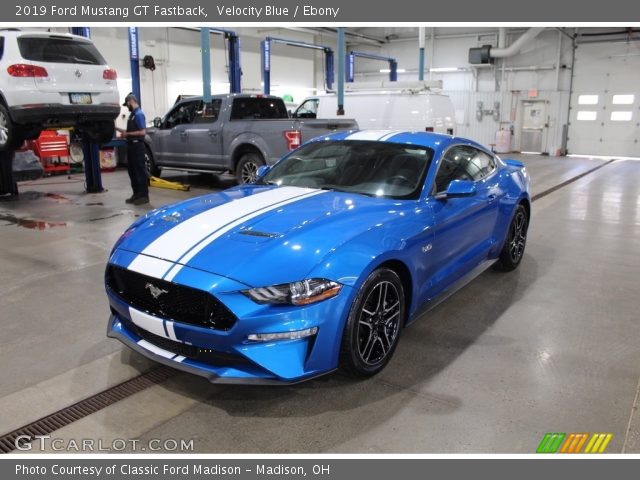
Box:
106;265;237;331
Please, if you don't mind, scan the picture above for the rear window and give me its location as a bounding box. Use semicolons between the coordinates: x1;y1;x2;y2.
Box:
230;98;288;120
18;36;106;65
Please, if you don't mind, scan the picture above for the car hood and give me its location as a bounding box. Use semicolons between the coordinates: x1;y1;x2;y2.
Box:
117;185;407;287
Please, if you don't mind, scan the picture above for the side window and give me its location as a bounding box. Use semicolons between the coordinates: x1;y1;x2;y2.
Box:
433;145;496;192
466;149;496;181
230;98;288;120
433;146;474;192
294;99;319;119
0;37;5;61
193;99;222;124
163;101;198;129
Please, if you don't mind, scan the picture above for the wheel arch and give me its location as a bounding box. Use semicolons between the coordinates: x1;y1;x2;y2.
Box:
230;143;266;171
373;259;414;326
518;196;531;222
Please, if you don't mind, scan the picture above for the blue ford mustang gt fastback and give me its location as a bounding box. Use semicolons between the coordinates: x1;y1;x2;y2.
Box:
106;130;530;384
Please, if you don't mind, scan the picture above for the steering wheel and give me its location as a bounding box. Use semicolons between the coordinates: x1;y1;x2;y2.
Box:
387;175;414;187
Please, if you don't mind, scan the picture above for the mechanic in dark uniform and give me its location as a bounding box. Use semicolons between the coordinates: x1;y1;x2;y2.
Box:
116;93;149;205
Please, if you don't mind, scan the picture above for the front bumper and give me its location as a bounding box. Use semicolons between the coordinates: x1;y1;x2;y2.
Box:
10;104;120;125
106;253;353;384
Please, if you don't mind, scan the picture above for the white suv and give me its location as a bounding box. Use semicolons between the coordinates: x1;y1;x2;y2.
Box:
0;29;120;150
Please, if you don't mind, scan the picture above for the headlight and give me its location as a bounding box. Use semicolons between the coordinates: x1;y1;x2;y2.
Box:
242;279;342;306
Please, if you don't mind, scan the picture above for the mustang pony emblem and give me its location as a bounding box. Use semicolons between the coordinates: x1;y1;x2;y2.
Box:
145;283;168;299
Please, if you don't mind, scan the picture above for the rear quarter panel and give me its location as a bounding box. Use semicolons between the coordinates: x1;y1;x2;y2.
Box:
224;119;297;166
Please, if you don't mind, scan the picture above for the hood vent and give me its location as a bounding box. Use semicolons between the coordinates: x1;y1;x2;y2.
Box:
237;230;280;238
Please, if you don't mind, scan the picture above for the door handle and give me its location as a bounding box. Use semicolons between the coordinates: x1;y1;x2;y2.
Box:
208;130;218;137
179;131;188;138
487;194;498;203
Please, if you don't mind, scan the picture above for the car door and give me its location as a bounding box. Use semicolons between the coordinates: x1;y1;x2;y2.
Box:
149;100;199;166
184;99;225;168
293;99;319;119
425;145;502;296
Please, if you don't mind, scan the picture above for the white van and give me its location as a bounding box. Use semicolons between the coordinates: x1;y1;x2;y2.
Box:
293;81;456;135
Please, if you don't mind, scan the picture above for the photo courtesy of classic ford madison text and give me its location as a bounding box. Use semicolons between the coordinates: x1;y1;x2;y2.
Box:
0;22;639;457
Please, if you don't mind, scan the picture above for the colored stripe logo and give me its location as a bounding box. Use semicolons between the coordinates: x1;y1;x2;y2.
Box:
537;433;612;453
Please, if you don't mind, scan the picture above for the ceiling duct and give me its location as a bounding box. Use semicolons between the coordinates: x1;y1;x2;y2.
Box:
469;27;544;64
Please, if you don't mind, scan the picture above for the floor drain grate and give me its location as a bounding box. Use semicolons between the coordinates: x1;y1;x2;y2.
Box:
531;159;616;202
0;366;178;454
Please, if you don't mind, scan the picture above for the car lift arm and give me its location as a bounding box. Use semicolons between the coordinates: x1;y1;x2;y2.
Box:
346;51;398;82
261;37;335;95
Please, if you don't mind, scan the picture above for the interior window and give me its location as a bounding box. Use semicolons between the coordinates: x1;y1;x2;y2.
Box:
163;101;199;129
294;99;319;119
18;36;106;65
230;98;288;120
193;100;222;124
433;146;496;192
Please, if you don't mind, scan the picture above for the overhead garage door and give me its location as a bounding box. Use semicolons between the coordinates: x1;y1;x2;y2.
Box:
567;41;640;157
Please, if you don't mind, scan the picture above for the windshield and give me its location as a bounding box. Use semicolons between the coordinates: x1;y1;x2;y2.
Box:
18;36;106;65
261;140;434;200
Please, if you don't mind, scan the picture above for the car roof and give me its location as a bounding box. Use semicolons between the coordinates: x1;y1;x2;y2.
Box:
311;130;488;152
0;29;91;42
174;94;282;105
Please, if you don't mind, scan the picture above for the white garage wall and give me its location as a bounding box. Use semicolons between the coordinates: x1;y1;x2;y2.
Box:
347;28;574;153
41;27;584;153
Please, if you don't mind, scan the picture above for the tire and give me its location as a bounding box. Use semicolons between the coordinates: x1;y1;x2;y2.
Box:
0;104;26;151
78;121;115;145
144;146;161;177
493;204;529;271
235;152;265;184
339;268;405;377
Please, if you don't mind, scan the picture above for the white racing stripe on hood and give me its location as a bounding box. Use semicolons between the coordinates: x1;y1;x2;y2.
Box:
162;188;326;282
126;255;176;279
345;130;401;141
127;186;325;280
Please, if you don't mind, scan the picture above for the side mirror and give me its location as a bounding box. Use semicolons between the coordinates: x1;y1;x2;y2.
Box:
256;165;270;178
153;117;162;128
435;179;476;200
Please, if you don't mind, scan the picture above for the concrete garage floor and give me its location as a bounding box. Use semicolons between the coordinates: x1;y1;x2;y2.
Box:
0;154;639;453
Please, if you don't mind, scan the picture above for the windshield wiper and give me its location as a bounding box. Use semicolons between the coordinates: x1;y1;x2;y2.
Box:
71;57;96;65
319;185;376;197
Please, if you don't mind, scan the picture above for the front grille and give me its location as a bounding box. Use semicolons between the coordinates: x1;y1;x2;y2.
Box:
106;264;237;331
119;316;249;367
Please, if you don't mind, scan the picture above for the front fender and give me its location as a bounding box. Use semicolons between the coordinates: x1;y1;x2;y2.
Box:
306;218;424;317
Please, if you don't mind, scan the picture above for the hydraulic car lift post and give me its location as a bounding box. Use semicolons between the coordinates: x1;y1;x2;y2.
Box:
201;28;212;103
72;27;104;192
0;151;17;197
337;28;345;116
198;27;242;95
128;27;142;103
261;37;335;95
346;51;398;83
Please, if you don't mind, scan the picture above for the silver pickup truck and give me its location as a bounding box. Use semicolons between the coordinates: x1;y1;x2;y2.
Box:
144;94;358;183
